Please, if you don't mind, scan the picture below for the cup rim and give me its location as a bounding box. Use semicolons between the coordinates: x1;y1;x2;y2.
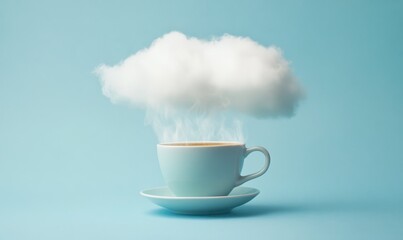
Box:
158;141;245;147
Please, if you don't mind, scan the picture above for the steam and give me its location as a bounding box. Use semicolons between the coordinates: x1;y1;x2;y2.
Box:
96;31;304;142
146;109;245;143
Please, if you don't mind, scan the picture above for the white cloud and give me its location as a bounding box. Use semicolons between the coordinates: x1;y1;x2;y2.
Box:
96;31;304;118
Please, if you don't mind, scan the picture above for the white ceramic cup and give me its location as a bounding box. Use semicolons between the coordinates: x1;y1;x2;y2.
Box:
157;142;271;197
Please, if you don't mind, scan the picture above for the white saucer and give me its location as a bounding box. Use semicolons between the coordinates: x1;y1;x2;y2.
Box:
140;186;259;215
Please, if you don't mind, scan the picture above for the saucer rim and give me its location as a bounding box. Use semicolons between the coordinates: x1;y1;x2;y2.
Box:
140;186;259;200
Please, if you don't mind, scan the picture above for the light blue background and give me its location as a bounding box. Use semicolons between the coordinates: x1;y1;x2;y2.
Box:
1;0;402;239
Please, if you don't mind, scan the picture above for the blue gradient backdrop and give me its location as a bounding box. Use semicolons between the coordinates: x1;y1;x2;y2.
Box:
1;0;402;239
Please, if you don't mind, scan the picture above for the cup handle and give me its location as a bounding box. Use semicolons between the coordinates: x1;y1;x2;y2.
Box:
235;146;271;187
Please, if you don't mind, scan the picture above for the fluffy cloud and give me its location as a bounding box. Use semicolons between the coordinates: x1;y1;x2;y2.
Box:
96;31;304;118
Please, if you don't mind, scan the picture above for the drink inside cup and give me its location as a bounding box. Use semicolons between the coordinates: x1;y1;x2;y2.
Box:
159;142;243;147
157;141;270;197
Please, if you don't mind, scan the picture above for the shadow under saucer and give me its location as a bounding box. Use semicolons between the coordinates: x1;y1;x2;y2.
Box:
147;203;304;219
